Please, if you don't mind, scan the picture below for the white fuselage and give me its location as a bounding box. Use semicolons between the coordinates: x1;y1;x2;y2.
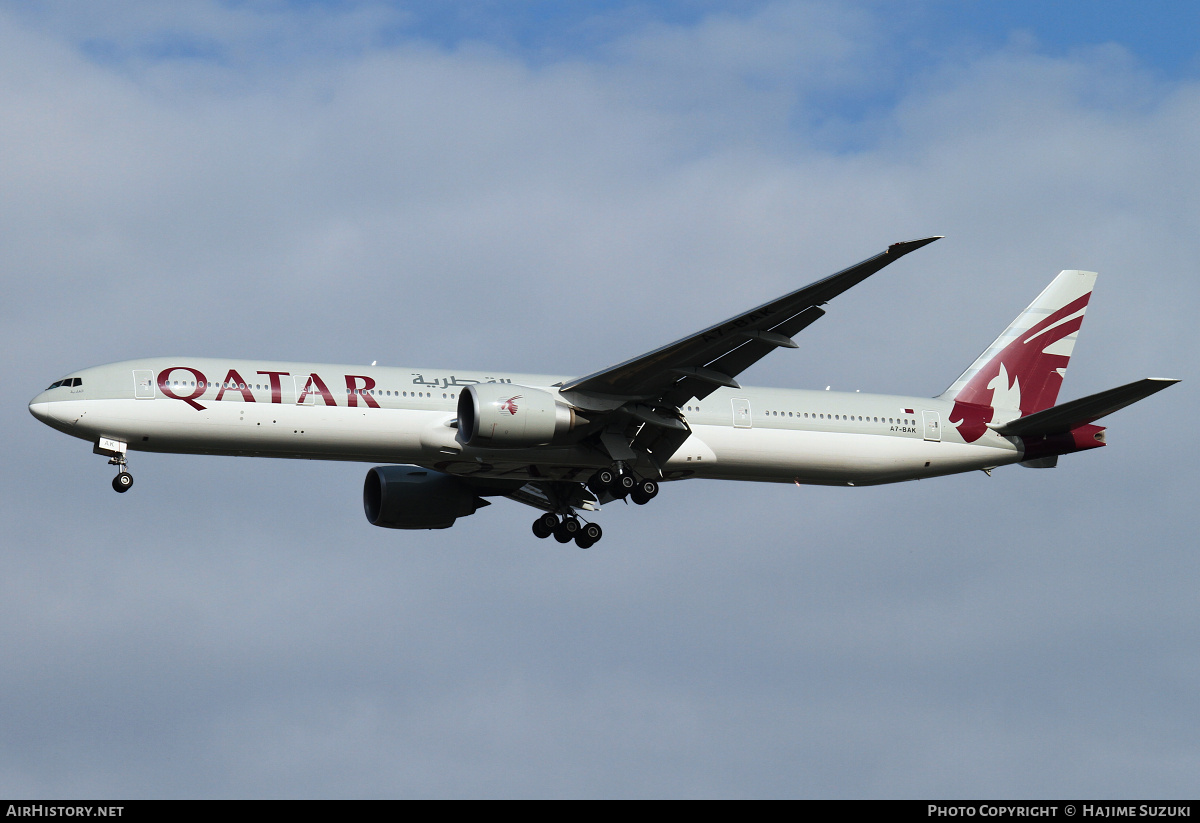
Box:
28;357;1025;487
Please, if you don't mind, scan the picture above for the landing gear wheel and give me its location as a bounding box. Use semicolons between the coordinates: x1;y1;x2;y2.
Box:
574;522;602;549
609;473;635;499
630;479;659;505
554;516;581;543
532;513;557;539
589;468;615;495
112;472;133;493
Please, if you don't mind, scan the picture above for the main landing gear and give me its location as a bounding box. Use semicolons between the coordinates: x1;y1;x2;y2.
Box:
531;512;603;549
587;467;658;506
529;466;659;549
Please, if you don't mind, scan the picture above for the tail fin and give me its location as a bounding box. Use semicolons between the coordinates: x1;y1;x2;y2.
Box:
941;269;1096;441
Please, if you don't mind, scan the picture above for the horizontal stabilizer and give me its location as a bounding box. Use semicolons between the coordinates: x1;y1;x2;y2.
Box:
991;378;1180;437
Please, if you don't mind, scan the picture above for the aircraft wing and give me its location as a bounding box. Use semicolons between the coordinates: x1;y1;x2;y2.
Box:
560;237;941;407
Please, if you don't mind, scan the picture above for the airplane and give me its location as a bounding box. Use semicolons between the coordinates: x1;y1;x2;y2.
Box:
28;237;1178;548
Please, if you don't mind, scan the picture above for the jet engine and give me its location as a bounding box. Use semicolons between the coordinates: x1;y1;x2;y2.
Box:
363;466;489;529
456;383;586;448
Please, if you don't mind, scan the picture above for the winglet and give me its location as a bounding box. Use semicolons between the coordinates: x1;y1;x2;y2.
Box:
888;236;943;257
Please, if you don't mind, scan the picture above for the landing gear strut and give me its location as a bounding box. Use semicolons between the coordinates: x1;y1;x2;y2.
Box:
530;512;603;549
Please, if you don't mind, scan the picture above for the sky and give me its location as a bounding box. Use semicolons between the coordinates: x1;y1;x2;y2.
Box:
2;0;1198;799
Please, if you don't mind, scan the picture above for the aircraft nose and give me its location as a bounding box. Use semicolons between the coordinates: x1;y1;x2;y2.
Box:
29;392;54;423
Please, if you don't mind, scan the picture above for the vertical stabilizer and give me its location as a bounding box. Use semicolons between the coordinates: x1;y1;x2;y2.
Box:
940;269;1096;441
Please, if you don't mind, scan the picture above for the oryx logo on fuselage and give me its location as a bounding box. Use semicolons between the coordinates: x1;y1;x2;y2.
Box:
499;395;522;415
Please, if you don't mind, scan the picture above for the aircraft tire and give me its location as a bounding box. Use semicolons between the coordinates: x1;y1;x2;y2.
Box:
554;517;581;543
580;522;602;543
609;474;634;499
532;519;553;539
112;472;133;493
589;469;615;495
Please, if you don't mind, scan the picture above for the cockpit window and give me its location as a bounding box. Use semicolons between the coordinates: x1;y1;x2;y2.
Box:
45;378;82;390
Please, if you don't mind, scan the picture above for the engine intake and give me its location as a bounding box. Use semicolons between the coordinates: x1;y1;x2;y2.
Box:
456;383;585;448
363;466;489;529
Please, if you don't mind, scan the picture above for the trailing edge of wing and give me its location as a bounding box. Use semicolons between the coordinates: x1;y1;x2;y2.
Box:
992;378;1180;437
560;236;942;402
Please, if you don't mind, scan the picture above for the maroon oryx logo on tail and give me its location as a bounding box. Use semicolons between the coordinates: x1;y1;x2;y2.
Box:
499;395;522;415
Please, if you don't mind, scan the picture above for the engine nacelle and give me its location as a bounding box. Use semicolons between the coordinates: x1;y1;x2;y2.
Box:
363;466;488;529
456;383;584;448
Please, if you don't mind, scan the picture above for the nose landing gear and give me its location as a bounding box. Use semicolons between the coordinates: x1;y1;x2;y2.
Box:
108;452;133;493
94;437;134;493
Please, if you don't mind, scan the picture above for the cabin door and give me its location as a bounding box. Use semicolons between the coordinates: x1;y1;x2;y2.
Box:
732;398;752;428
